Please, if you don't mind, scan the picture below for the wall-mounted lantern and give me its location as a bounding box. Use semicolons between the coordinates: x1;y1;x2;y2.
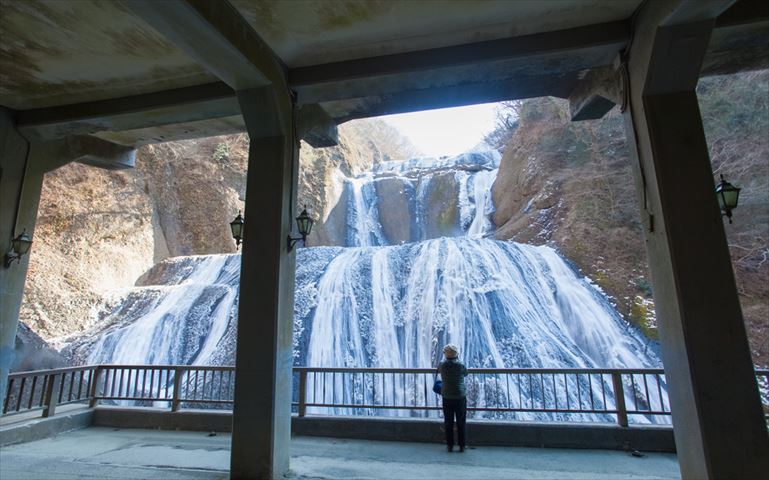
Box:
288;207;314;252
4;230;33;268
715;175;741;224
230;211;244;250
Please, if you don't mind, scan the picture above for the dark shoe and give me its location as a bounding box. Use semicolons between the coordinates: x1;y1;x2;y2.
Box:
447;445;453;452
459;446;465;452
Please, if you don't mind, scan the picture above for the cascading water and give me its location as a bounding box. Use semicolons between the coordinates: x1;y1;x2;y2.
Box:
84;255;240;367
76;148;664;421
342;151;501;245
346;175;387;247
460;168;497;237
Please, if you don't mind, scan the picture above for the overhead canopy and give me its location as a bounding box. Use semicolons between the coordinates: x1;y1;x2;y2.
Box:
1;0;766;146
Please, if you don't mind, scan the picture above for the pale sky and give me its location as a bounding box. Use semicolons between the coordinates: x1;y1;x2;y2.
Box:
380;102;499;157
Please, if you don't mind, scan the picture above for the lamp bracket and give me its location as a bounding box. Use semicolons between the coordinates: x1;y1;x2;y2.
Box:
287;234;307;252
4;252;20;268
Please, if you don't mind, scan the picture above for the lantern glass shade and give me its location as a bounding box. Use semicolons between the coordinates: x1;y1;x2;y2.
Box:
12;231;32;255
230;212;244;242
296;208;314;237
716;176;741;211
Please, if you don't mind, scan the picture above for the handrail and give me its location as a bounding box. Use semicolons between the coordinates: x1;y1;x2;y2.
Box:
293;367;668;375
3;365;767;427
6;364;101;378
4;365;98;418
93;364;234;371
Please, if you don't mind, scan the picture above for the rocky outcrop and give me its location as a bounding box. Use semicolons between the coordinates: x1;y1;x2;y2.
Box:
492;97;649;336
21;162;159;339
12;322;66;372
375;177;413;244
138;135;248;258
492;70;769;367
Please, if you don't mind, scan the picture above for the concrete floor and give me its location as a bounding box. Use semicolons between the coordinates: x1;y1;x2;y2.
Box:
0;427;681;480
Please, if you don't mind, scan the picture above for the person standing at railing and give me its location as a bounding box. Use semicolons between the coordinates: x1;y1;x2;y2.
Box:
437;344;468;452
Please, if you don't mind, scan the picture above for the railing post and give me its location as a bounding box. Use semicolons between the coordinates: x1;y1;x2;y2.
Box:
42;373;62;418
171;367;183;412
88;367;101;408
611;372;629;427
299;370;307;417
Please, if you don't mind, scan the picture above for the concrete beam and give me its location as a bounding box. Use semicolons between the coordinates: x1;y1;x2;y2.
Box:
57;136;136;170
296;104;338;148
15;83;237;143
645;20;720;95
702;17;769;76
289;21;629;87
569;67;624;121
623;1;769;478
330;73;578;124
124;0;286;90
662;0;738;26
716;0;769;26
9;10;765;144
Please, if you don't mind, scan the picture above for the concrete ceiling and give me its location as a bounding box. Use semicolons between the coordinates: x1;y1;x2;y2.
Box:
1;0;766;147
0;0;215;109
229;0;640;67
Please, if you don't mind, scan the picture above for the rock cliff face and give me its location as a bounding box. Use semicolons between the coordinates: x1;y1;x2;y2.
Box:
298;119;421;246
491;70;769;367
19;119;418;352
22;162;160;340
492;97;646;328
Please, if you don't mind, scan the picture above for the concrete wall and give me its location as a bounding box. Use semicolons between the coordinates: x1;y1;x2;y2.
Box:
86;407;676;453
0;409;93;447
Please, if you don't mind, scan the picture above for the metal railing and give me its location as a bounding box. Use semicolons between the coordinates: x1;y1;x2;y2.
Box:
4;365;768;427
3;365;98;418
293;367;671;425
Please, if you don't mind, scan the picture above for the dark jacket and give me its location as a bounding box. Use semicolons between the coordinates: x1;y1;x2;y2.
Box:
438;358;468;399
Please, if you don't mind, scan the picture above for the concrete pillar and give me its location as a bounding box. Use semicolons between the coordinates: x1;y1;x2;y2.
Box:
0;124;71;406
230;86;297;479
0;108;31;408
623;2;769;478
1;109;136;408
0;119;74;407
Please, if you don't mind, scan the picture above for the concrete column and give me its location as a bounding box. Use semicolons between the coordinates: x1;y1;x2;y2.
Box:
0;108;31;408
0;124;71;406
1;109;136;408
0;118;74;407
230;86;297;480
623;2;769;478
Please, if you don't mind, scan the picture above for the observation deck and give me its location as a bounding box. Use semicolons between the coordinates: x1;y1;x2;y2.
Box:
0;427;681;480
2;364;767;480
2;1;768;477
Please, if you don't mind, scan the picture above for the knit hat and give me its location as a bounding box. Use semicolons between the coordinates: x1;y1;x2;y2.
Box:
443;344;459;359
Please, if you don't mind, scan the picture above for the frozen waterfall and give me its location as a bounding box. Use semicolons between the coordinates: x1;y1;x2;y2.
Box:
76;148;663;421
85;255;240;367
343;150;501;246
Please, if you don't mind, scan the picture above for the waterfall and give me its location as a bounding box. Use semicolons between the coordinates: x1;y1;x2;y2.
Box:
346;175;387;247
297;239;654;369
86;255;240;367
295;238;661;420
462;168;497;237
342;150;501;246
76;148;664;421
